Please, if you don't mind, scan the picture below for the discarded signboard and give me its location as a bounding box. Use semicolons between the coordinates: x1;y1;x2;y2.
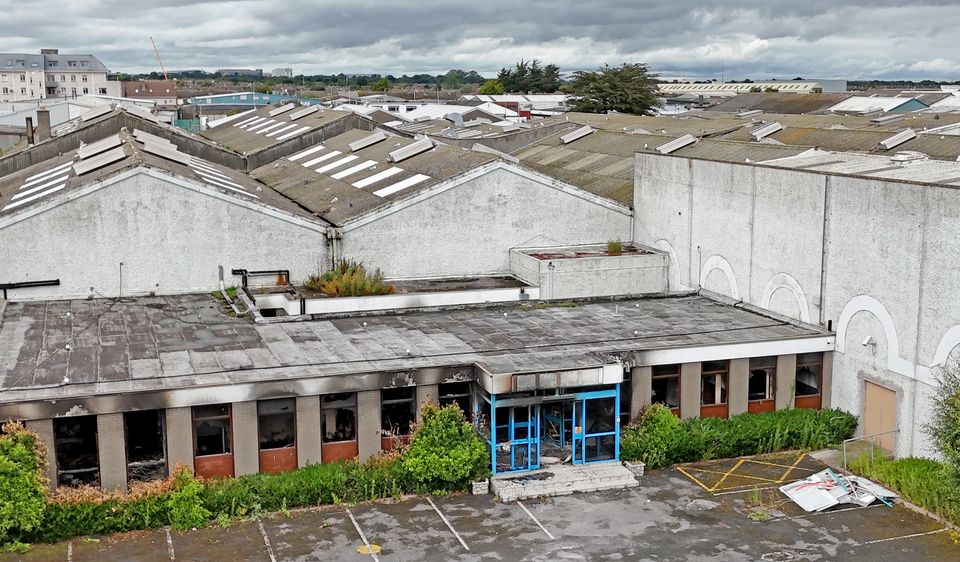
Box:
779;468;898;512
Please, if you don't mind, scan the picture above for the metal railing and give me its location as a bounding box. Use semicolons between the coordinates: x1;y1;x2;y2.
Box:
842;428;900;468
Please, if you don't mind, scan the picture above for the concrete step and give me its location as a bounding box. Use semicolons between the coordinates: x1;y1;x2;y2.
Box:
490;462;639;501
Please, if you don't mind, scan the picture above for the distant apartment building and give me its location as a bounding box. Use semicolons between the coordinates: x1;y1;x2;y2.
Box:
271;67;293;78
218;68;263;77
0;48;121;103
123;80;178;107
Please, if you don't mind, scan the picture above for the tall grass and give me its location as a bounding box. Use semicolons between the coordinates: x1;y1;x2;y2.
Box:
850;456;960;526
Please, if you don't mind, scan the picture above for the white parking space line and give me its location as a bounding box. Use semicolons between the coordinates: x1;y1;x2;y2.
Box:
517;501;555;540
713;485;782;496
165;527;176;561
860;527;947;545
346;507;380;562
257;519;278;562
767;503;882;523
66;541;73;562
427;496;469;551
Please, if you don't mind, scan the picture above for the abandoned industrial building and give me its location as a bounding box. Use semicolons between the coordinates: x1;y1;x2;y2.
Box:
0;97;957;491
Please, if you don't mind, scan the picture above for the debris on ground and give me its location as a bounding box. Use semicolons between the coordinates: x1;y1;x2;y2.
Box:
779;468;898;512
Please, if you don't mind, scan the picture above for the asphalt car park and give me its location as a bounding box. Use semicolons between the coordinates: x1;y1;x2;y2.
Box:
6;457;956;561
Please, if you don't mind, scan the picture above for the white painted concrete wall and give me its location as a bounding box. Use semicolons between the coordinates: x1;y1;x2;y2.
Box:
633;152;960;457
342;166;633;278
0;169;328;300
509;247;668;300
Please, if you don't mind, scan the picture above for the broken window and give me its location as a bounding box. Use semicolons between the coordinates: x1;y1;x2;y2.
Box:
258;398;296;450
193;404;231;457
381;387;416;437
749;356;777;401
701;361;729;405
796;353;823;396
321;393;357;443
652;364;681;411
124;410;166;483
439;382;472;421
54;416;99;487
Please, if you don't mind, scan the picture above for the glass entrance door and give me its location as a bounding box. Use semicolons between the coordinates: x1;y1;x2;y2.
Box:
571;389;620;465
494;404;541;473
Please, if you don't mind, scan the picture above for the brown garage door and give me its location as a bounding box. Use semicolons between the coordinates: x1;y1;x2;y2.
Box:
863;381;896;453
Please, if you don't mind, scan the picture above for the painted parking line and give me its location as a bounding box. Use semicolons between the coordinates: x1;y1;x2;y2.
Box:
67;541;73;562
712;484;782;496
346;507;380;562
427;496;470;551
766;503;882;523
165;528;175;561
517;501;556;540
860;527;947;545
257;520;278;562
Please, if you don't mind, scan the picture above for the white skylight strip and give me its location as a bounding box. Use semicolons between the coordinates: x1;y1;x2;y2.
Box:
288;144;326;161
352;167;404;188
373;174;430;198
203;178;259;199
302;151;341;167
13;175;69;200
188;159;220;172
237;117;267;129
233;116;261;127
23;160;75;184
315;155;359;173
265;123;299;138
197;172;246;191
247;119;277;132
256;122;287;135
3;184;66;211
194;169;243;188
275;126;312;141
331;160;377;180
190;165;233;182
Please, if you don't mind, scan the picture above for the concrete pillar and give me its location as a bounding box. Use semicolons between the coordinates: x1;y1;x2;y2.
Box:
232;401;260;476
296;396;322;467
776;355;797;410
416;384;439;423
25;419;57;490
728;359;749;417
97;413;128;492
165;407;194;474
357;390;382;461
631;366;652;420
680;362;702;419
821;352;834;409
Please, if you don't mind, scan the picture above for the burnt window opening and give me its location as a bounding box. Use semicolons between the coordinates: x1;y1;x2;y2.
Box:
258;398;296;450
124;410;167;484
796;353;823;396
701;361;729;406
749;356;777;401
381;387;416;437
321;393;357;443
652;364;681;410
54;415;100;487
439;382;472;421
193;404;232;457
619;370;632;426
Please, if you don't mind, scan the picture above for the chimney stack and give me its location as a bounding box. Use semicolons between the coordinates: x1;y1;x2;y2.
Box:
36;107;51;142
25;117;34;146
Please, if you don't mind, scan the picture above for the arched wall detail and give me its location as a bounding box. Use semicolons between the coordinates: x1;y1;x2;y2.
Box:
760;272;811;323
699;254;740;301
933;325;960;367
653;239;687;290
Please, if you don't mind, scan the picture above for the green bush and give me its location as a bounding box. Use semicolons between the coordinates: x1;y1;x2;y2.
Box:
401;403;489;491
851;456;960;526
168;469;211;530
621;407;857;469
0;422;48;544
304;259;395;297
28;493;172;543
925;363;960;478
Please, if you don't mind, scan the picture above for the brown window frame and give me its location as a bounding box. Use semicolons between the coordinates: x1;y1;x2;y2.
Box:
321;393;358;444
700;360;729;406
748;356;777;402
651;364;681;414
795;353;824;397
192;404;232;457
257;398;296;451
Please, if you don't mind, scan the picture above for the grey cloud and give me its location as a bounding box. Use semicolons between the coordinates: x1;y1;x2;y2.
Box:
2;1;960;79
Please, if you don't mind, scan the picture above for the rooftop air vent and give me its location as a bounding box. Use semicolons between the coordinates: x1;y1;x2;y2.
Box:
445;112;465;127
348;130;387;152
890;150;928;163
288;105;319;120
736;109;763;118
268;103;296;117
388;137;434;163
655;134;696;154
560;125;594;144
77;134;122;159
870;114;904;126
123;104;160;123
470;143;519;163
750;121;783;141
78;105;113;122
878;129;916;151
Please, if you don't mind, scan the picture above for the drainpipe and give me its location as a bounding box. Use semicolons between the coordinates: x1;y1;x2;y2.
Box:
325;227;343;271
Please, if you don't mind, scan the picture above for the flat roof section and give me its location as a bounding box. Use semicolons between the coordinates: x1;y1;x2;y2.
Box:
0;293;832;415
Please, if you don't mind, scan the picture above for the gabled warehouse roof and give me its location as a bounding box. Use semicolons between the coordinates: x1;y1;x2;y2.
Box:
200;105;356;155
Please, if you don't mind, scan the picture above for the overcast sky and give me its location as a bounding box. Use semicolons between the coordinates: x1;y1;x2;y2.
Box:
4;1;960;80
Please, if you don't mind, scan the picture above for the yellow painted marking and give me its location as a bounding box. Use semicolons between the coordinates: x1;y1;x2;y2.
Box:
708;459;745;492
776;453;808;482
358;544;382;555
675;466;713;492
676;453;816;492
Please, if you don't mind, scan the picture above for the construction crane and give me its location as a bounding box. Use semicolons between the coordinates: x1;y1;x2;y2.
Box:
150;37;169;80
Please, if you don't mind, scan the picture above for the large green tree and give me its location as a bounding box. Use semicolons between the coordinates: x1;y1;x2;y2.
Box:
477;79;505;95
926;362;960;478
566;63;661;115
497;59;561;93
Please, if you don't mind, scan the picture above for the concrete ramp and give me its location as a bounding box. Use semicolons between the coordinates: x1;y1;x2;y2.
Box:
490;462;638;501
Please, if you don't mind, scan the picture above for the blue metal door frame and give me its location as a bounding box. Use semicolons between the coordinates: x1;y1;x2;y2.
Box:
489;395;541;475
571;386;621;465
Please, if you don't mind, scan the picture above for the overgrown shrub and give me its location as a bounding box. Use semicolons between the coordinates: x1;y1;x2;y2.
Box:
304;259;395;297
851;456;960;526
620;407;857;469
0;422;48;544
606;240;623;254
401;403;489;491
925;362;960;478
167;467;211;530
